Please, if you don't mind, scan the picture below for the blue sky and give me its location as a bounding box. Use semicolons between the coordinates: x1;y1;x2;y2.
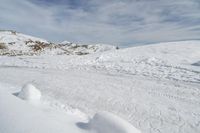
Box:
1;0;200;46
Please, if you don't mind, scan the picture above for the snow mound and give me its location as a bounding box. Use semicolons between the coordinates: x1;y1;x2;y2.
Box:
89;111;141;133
17;84;41;101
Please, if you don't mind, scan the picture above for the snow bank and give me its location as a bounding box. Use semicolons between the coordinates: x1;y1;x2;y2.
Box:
17;84;41;101
89;111;141;133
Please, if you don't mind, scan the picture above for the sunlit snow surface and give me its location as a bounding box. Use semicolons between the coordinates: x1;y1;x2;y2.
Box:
0;37;200;133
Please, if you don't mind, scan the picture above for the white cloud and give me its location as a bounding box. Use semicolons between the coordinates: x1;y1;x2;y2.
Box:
0;0;200;46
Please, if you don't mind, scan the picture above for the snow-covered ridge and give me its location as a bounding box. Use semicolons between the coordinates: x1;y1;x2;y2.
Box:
0;31;118;56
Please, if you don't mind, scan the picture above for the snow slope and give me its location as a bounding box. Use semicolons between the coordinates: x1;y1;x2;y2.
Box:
0;32;200;133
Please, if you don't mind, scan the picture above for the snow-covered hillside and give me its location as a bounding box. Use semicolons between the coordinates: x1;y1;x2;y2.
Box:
0;32;200;133
0;30;118;56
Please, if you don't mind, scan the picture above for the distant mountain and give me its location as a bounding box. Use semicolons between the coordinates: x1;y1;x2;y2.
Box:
0;30;118;56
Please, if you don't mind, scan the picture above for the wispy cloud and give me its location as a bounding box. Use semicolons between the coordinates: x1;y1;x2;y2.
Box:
1;0;200;46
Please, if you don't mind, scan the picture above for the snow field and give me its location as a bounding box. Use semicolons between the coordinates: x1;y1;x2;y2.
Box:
0;31;200;133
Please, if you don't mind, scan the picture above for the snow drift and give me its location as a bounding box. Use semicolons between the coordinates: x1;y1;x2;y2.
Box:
88;111;141;133
0;89;83;133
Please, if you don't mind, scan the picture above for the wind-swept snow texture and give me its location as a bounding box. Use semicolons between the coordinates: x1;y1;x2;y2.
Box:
0;31;200;133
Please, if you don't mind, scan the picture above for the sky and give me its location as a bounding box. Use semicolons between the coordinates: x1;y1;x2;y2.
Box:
1;0;200;46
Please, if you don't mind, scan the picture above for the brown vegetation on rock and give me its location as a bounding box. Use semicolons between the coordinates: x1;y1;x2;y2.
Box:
0;42;7;49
